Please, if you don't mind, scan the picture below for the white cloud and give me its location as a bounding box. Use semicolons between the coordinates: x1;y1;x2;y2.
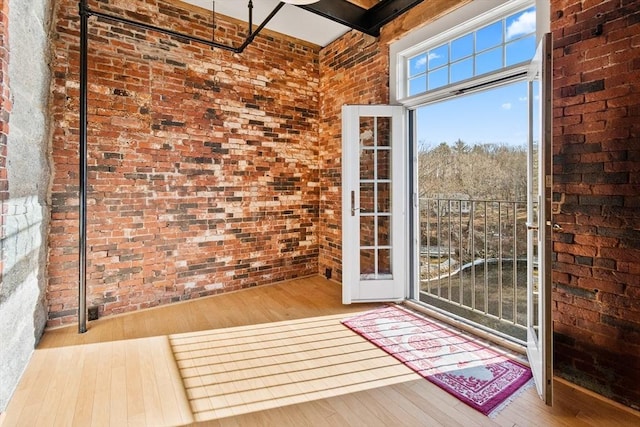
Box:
428;52;441;61
518;96;528;102
506;11;536;39
415;56;427;69
502;102;512;110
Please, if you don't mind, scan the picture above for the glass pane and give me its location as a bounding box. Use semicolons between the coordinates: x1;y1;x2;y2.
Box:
360;183;375;212
428;67;448;90
409;75;426;97
506;7;536;41
360;216;375;247
506;35;536;66
531;228;539;337
409;53;427;77
416;81;529;341
530;75;540;342
378;215;391;246
377;149;391;180
378;249;392;275
451;33;473;61
451;58;473;83
428;44;448;70
476;21;503;52
377;182;391;213
360;249;376;275
476;47;502;75
360;149;375;180
377;117;391;147
360;117;375;147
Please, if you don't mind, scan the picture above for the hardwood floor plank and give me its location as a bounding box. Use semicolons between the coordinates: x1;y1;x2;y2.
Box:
124;341;145;426
108;340;128;427
70;344;99;427
33;346;80;425
3;276;639;426
90;342;113;427
0;347;49;425
155;338;195;425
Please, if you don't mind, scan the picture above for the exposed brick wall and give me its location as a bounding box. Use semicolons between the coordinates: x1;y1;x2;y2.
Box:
551;0;640;409
319;0;639;410
317;31;387;281
317;0;468;282
48;0;320;326
0;0;8;291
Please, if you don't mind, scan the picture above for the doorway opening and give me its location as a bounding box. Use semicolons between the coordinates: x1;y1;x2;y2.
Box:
415;81;529;342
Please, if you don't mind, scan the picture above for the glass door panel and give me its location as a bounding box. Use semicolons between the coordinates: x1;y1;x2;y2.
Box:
526;32;553;405
360;116;392;279
342;105;406;303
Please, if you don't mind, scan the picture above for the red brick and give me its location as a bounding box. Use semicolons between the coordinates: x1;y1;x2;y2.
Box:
552;0;640;408
48;0;321;324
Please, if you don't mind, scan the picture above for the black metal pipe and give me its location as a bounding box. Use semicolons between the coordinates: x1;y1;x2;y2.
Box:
84;1;285;54
75;0;286;334
237;2;284;52
248;0;253;36
78;0;89;334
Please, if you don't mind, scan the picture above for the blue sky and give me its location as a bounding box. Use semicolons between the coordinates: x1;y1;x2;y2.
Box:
416;81;530;148
413;7;536;149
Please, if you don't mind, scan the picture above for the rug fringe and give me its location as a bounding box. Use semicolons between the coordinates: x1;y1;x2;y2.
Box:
488;378;535;418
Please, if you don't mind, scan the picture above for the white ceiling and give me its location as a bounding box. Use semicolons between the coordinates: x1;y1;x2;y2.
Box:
181;0;352;47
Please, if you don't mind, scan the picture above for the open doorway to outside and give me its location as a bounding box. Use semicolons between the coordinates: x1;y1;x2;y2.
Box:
379;0;552;404
415;81;529;342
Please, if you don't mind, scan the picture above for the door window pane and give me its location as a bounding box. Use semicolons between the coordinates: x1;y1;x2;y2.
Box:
377;117;391;147
377;182;391;213
378;249;392;275
360;117;375;146
378;216;391;246
377;149;391;180
360;216;375;247
360;183;375;212
360;149;375;180
360;249;376;275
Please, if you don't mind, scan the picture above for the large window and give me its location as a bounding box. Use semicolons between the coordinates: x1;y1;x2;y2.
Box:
389;0;539;342
407;6;535;96
393;0;537;104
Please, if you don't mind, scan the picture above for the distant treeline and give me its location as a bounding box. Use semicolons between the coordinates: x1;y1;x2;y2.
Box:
418;139;528;201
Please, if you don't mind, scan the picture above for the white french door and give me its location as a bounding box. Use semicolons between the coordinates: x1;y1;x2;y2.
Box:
526;32;553;405
340;33;553;404
341;105;407;303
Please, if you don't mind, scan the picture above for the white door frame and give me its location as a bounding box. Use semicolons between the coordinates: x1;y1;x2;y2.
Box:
342;105;407;304
526;32;553;405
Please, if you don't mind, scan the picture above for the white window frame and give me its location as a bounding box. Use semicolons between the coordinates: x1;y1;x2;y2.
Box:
390;0;547;108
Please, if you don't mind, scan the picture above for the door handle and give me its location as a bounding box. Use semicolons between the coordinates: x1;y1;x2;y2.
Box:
351;191;357;216
553;223;563;232
351;190;367;216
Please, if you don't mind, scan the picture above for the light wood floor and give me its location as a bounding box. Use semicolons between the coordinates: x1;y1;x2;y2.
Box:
2;276;639;426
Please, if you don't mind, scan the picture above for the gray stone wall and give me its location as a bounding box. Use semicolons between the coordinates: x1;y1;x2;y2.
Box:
0;0;51;412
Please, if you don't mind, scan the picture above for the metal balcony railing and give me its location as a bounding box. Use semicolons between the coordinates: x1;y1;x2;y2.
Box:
419;197;531;342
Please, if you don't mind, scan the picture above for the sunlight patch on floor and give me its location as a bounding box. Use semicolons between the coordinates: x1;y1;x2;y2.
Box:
169;313;420;422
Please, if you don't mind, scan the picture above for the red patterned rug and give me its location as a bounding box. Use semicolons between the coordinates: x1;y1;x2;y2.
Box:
342;305;532;416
